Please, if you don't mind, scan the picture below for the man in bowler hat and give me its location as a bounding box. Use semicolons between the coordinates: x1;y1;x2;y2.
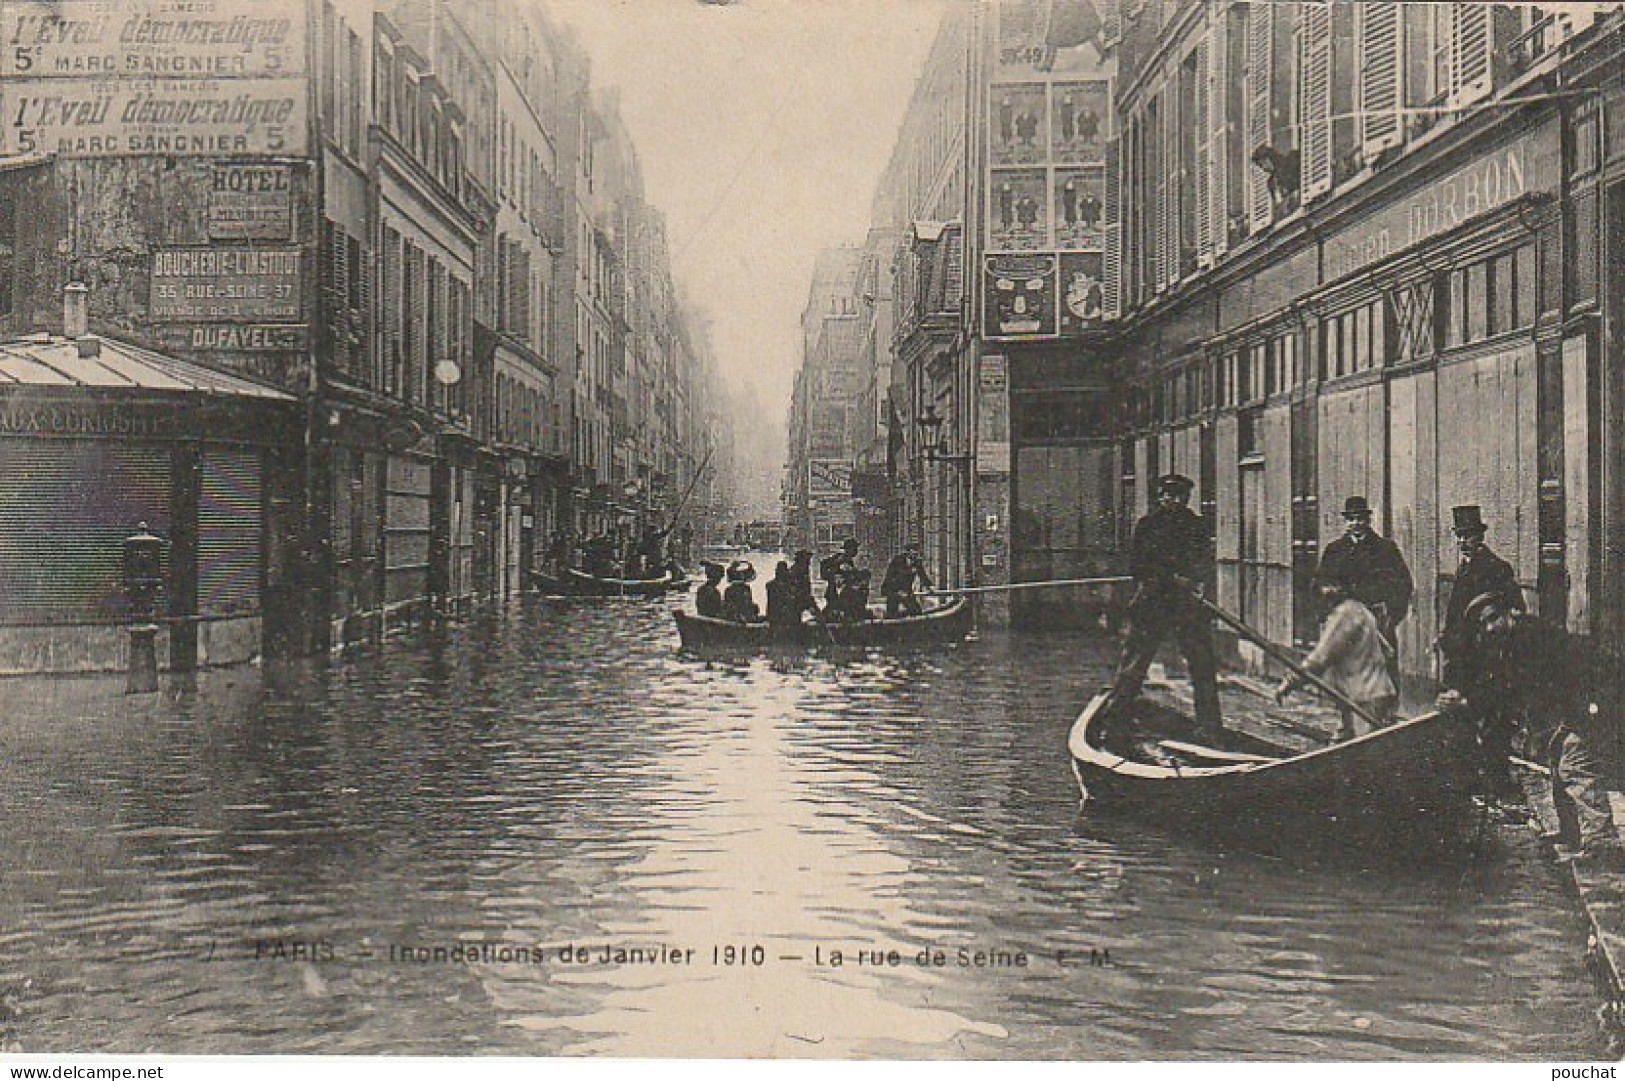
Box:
1108;473;1221;734
1438;504;1524;690
1313;495;1413;649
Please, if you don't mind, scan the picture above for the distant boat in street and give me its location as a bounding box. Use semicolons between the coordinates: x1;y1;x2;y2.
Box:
532;566;693;598
673;597;972;651
1067;689;1483;858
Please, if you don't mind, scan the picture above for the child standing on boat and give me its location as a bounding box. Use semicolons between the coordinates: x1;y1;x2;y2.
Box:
1274;585;1397;740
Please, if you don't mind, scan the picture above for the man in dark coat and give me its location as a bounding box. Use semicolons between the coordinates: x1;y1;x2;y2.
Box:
1436;593;1621;862
1313;495;1413;648
1438;504;1524;689
881;546;934;618
789;550;819;619
1108;473;1221;734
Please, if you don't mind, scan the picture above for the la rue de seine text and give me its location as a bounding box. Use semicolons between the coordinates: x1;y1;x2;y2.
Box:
247;938;1114;970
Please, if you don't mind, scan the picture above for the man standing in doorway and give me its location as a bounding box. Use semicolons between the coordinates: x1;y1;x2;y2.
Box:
1313;495;1414;652
1108;473;1221;736
1438;504;1525;689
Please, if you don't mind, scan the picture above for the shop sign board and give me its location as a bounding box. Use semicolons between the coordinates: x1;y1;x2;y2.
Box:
978;355;1010;475
0;77;307;157
153;323;307;352
208;162;294;240
983;253;1058;340
150;247;303;323
2;0;306;78
1324;124;1561;282
809;459;851;499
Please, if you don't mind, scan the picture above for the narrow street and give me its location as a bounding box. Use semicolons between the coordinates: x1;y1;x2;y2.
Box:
0;597;1605;1058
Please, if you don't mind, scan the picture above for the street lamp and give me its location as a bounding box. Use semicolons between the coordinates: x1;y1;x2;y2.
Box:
916;404;971;464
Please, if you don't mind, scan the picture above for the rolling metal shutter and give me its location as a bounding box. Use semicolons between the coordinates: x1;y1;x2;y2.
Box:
0;439;171;624
198;448;263;617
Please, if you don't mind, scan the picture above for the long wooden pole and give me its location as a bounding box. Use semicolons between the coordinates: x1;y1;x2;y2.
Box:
922;575;1133;597
1193;594;1387;733
666;446;714;535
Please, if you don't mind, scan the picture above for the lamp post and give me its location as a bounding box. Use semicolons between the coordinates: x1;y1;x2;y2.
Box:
916;404;972;590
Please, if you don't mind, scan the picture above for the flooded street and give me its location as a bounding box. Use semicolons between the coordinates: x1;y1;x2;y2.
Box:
0;593;1606;1059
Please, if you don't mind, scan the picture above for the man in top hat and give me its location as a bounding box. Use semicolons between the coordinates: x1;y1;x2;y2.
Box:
1438;504;1524;690
1109;473;1222;734
1313;495;1414;650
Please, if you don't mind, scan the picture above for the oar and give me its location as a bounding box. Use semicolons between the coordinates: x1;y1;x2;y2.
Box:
922;575;1133;597
1192;594;1389;735
666;446;714;538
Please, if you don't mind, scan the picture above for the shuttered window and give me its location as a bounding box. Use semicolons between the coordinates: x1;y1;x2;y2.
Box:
1103;136;1121;319
198;449;262;617
1358;2;1404;159
1245;0;1275;231
1450;3;1493;108
1298;2;1333;202
1208;10;1230;262
1194;35;1213;268
0;441;170;624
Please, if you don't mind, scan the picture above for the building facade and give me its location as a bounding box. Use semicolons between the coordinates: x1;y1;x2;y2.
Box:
0;0;730;672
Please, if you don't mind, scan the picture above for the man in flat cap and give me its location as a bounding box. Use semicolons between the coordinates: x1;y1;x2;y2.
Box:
1438;504;1524;690
1108;473;1221;734
1313;495;1413;653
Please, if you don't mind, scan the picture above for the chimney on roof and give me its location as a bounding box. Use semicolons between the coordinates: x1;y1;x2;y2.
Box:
63;281;89;339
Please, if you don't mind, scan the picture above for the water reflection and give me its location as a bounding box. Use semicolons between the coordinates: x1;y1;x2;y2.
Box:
0;598;1604;1058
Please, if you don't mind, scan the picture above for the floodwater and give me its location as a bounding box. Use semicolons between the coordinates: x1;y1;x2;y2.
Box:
0;574;1606;1059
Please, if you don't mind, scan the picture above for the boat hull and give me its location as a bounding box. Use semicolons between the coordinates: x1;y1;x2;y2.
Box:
1067;692;1482;854
674;598;972;650
532;568;692;598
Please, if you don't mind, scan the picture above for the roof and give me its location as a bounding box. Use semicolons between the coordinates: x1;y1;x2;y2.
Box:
0;334;294;401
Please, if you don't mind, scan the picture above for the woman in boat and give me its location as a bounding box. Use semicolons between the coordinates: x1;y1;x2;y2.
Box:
723;560;762;623
1273;583;1397;740
696;561;726;618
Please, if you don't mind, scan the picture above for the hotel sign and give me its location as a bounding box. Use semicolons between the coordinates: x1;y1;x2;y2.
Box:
1;0;306;78
0;77;307;156
208;162;294;240
150;247;303;322
1324;124;1560;282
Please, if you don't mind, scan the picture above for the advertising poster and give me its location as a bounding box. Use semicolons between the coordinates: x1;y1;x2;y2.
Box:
983;252;1057;339
995;0;1112;77
1054;166;1106;250
1051;80;1109;162
990;83;1047;166
988;168;1049;251
0;0;306;78
1058;252;1105;333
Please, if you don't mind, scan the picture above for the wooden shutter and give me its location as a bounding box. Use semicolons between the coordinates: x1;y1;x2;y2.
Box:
1357;2;1403;159
1450;3;1492;108
1104;135;1121;319
1299;1;1333;202
1209;4;1230;260
1194;34;1214;267
1245;0;1274;231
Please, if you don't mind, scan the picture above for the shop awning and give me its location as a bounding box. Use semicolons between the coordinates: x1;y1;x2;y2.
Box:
0;334;294;401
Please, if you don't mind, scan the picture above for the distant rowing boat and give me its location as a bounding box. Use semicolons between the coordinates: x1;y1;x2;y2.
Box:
532;567;692;598
673;597;972;650
1066;689;1482;856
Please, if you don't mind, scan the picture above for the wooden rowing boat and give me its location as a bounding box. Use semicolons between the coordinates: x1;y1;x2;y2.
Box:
673;597;972;650
532;567;693;598
1066;690;1483;855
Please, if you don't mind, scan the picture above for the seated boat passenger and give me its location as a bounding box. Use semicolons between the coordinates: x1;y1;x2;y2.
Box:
696;562;726;618
765;562;801;628
828;568;872;622
723;560;762;623
881;547;933;618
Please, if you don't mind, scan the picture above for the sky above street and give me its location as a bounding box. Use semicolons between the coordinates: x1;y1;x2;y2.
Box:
545;0;950;515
